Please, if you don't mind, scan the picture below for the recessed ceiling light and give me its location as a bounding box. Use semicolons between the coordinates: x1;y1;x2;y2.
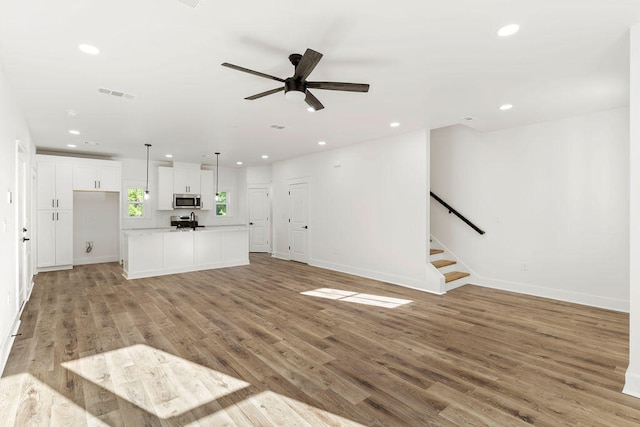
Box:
165;154;173;158
499;104;513;111
69;129;80;135
390;122;400;128
236;161;243;165
67;144;76;148
78;44;100;55
307;107;315;112
66;109;78;117
261;155;269;159
497;24;520;37
318;141;326;146
463;116;474;121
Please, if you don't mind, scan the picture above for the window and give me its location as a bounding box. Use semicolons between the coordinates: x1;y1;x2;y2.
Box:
216;191;227;216
127;187;146;218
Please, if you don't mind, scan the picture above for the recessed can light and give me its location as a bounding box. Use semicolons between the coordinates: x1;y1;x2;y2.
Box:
318;141;326;146
78;44;100;55
463;116;474;121
66;109;78;117
165;154;173;158
69;129;80;135
497;24;520;37
236;161;243;165
499;104;513;111
261;155;269;159
390;122;400;128
67;144;77;148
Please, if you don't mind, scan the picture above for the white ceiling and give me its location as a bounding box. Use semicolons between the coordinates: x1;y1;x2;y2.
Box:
0;0;637;166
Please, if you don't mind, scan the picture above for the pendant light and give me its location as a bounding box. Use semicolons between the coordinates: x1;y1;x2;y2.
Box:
144;143;151;200
214;152;220;201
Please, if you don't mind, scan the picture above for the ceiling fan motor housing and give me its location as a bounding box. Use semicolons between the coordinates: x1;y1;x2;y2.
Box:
284;77;306;96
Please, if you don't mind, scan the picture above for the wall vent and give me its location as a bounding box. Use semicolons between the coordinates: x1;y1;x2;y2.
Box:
177;0;199;8
98;87;136;100
84;141;101;146
270;124;285;130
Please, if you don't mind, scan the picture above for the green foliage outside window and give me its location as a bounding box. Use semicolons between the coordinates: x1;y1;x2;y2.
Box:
127;188;145;217
216;191;227;216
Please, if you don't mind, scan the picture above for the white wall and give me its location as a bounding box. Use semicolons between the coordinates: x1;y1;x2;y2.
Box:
0;61;34;374
272;130;433;291
431;107;629;311
247;166;272;185
73;192;119;265
624;24;640;399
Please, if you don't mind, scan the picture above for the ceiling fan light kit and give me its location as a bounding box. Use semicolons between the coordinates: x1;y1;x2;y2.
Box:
222;48;369;111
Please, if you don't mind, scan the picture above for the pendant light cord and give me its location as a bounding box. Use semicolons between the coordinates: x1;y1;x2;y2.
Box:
215;152;220;199
145;143;151;195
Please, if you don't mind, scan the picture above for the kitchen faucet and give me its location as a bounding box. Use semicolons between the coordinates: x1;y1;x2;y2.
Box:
190;211;196;229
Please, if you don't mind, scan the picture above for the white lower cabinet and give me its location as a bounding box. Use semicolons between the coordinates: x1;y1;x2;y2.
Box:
37;210;73;269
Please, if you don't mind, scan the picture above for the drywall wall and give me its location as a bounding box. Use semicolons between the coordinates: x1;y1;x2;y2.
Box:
0;61;34;375
272;130;433;291
431;107;629;311
624;24;640;399
73;192;119;265
247;166;272;185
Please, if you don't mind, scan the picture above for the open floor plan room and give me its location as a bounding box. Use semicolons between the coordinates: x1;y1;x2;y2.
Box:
1;254;639;426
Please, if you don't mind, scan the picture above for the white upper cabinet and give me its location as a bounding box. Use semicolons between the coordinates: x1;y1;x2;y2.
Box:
73;164;121;192
200;170;214;211
173;166;201;194
37;161;73;210
157;166;174;210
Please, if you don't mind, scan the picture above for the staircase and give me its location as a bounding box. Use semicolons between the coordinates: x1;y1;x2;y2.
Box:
429;247;470;291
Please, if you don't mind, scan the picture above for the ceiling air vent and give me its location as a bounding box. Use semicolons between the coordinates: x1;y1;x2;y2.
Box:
270;125;285;130
177;0;199;8
98;87;136;100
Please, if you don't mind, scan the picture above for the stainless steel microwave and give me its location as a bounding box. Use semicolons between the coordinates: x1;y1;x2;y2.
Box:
173;194;202;209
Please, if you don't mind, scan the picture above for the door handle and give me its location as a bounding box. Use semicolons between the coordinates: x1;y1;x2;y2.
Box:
23;237;30;242
249;222;254;225
22;227;27;233
303;225;308;229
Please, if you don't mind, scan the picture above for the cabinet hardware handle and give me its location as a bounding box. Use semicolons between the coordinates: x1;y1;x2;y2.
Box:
22;237;30;242
56;213;59;221
303;225;308;229
249;222;254;225
98;180;101;189
52;199;55;208
56;199;59;208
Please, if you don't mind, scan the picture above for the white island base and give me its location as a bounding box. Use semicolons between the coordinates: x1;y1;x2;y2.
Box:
122;226;249;279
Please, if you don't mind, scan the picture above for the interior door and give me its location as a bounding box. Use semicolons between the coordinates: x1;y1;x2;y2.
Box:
248;187;270;252
289;182;309;263
17;145;31;311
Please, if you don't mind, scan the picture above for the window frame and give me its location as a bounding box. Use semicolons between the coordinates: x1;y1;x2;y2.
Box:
215;191;229;216
125;185;148;219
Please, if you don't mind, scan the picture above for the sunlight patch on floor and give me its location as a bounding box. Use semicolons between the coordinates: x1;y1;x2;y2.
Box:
0;373;108;426
62;344;250;419
301;288;412;308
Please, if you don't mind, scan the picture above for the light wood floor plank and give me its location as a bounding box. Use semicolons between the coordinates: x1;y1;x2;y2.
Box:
2;253;640;425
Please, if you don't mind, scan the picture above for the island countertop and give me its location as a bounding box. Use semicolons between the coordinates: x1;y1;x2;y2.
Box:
122;225;249;279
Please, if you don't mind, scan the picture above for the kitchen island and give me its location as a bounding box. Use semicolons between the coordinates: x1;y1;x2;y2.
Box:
122;226;249;279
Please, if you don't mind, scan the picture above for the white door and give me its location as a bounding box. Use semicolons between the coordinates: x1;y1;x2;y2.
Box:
248;187;270;252
289;182;309;263
17;145;31;311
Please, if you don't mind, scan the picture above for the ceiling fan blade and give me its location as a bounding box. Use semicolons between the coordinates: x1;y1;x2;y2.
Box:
305;90;324;111
221;63;285;82
245;87;285;100
307;81;370;92
293;49;323;80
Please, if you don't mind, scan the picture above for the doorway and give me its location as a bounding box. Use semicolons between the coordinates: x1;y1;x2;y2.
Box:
288;181;309;263
16;143;32;313
248;186;271;253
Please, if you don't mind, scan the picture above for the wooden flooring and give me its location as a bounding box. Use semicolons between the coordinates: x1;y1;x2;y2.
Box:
2;254;640;426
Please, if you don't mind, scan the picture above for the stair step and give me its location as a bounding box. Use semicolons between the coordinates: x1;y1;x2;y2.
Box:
444;271;470;283
432;259;456;269
430;249;444;256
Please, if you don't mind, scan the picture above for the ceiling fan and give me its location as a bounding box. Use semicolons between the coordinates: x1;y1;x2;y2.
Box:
221;48;369;111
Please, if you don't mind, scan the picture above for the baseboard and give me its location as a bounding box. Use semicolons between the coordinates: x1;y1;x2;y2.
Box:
73;255;119;265
271;252;290;261
475;276;629;312
624;368;640;398
37;264;73;273
0;318;20;377
309;258;442;294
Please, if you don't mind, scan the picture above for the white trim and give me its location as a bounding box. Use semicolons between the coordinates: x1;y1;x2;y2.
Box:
122;258;249;280
0;319;20;376
272;251;290;261
73;255;119;266
624;368;640;398
310;258;441;294
472;276;629;312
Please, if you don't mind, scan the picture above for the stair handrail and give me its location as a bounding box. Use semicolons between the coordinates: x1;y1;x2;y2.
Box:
430;191;485;235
